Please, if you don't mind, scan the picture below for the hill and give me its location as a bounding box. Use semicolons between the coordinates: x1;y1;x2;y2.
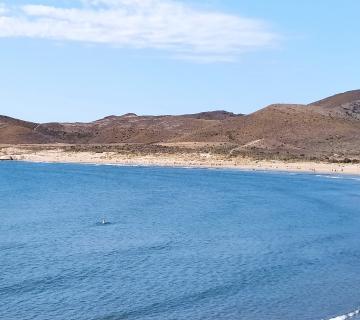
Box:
1;91;360;162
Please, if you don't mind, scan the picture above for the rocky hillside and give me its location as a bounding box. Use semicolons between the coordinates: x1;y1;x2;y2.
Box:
1;90;360;161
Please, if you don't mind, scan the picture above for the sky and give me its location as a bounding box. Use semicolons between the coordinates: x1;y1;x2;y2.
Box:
0;0;359;122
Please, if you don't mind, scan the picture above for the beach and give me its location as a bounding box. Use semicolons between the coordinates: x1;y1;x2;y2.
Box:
1;145;359;175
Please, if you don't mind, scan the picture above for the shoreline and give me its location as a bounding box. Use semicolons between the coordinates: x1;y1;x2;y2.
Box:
13;159;360;180
1;147;360;176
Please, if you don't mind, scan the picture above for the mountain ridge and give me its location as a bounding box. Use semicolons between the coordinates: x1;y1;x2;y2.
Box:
1;91;360;161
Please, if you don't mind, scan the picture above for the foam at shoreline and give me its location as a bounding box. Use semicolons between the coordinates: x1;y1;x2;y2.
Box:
327;309;360;320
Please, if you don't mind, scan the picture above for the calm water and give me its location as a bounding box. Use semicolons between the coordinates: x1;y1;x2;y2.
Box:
1;162;360;320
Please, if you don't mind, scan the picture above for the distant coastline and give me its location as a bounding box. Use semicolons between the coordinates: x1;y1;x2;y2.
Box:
1;145;360;176
2;90;360;167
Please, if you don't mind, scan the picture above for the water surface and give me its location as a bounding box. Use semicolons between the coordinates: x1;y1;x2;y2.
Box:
1;162;360;320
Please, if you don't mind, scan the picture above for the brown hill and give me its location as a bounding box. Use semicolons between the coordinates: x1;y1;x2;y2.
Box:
0;115;50;144
182;110;239;120
309;90;360;121
1;91;360;161
310;89;360;108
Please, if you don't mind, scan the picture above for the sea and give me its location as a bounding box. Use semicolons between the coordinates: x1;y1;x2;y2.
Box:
1;161;360;320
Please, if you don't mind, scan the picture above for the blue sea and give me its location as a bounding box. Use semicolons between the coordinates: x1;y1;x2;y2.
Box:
1;162;360;320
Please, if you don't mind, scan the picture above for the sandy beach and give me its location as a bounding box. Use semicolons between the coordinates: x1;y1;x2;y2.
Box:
1;145;360;176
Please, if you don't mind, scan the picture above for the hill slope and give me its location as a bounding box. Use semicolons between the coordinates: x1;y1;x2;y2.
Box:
1;92;360;161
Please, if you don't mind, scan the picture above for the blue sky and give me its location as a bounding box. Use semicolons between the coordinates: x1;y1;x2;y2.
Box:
0;0;359;122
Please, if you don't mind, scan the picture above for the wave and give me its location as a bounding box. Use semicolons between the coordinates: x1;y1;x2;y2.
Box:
316;175;343;179
315;174;360;182
327;309;360;320
0;243;27;252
